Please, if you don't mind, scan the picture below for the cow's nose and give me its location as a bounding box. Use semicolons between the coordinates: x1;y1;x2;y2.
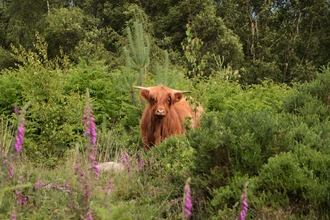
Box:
156;109;165;115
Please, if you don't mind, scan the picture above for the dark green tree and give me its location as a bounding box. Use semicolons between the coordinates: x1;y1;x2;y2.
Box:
216;0;330;84
42;7;98;60
4;0;47;48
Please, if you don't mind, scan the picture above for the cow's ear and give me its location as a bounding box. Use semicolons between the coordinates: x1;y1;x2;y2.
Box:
140;89;150;101
174;92;183;102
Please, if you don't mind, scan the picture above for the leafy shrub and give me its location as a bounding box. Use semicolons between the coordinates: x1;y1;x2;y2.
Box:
203;79;292;114
0;71;23;116
210;174;250;219
150;135;194;182
283;66;330;118
183;110;292;219
64;59;125;127
0;46;16;71
188;110;289;180
20;65;83;166
0;35;85;167
252;146;330;217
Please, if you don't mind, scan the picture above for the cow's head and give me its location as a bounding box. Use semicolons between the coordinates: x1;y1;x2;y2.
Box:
133;85;190;118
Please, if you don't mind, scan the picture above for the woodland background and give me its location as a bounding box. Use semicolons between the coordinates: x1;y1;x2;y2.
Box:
1;0;330;219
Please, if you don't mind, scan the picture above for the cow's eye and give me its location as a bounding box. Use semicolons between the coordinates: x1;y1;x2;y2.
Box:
167;99;171;104
150;97;156;103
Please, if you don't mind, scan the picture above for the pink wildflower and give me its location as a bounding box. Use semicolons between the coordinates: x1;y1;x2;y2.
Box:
65;182;71;194
15;190;27;205
236;182;249;220
14;118;25;153
11;211;16;220
120;152;131;172
83;107;97;146
183;178;192;217
139;159;143;169
105;179;114;193
14;105;19;115
85;210;93;220
35;181;40;191
9;163;14;179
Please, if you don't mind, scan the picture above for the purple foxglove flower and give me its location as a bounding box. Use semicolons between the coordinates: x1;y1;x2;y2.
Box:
35;181;40;191
85;211;93;220
120;153;126;164
9;163;14;179
237;182;249;220
83;102;97;146
105;179;114;193
15;190;27;205
237;194;248;220
14;105;19;115
14;118;25;153
139;159;143;169
11;211;16;220
184;184;192;217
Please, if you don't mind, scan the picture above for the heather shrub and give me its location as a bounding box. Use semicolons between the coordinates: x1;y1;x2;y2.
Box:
251;146;330;218
210;175;250;220
282;67;330;153
182;111;284;219
284;117;330;153
188;110;289;181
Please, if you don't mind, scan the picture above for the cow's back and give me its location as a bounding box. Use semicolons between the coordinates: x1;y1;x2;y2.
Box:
175;98;203;129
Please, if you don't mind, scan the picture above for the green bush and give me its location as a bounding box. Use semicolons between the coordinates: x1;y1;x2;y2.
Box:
0;36;85;167
203;79;292;114
188;110;289;180
252;146;330;217
283;66;330;118
64;59;125;127
183;110;291;219
19;65;83;166
0;71;22;116
210;174;250;219
150;135;194;181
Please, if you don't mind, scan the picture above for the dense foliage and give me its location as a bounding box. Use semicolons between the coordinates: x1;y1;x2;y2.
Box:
1;0;330;83
1;0;330;219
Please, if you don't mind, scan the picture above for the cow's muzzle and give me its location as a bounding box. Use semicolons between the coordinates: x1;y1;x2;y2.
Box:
155;109;166;118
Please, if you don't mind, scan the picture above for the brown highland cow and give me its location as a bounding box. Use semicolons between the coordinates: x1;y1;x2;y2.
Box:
133;85;204;150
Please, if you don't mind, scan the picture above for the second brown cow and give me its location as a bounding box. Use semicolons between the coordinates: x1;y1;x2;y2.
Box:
133;85;204;150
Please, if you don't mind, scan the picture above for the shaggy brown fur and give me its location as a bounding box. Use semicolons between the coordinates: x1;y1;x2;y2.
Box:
134;85;204;150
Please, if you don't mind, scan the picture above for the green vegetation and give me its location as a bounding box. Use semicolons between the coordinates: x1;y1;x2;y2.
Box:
1;1;330;219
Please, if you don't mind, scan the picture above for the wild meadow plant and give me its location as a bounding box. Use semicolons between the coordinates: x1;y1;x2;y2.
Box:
183;177;192;219
0;103;31;219
120;151;131;173
66;89;100;219
236;182;248;220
